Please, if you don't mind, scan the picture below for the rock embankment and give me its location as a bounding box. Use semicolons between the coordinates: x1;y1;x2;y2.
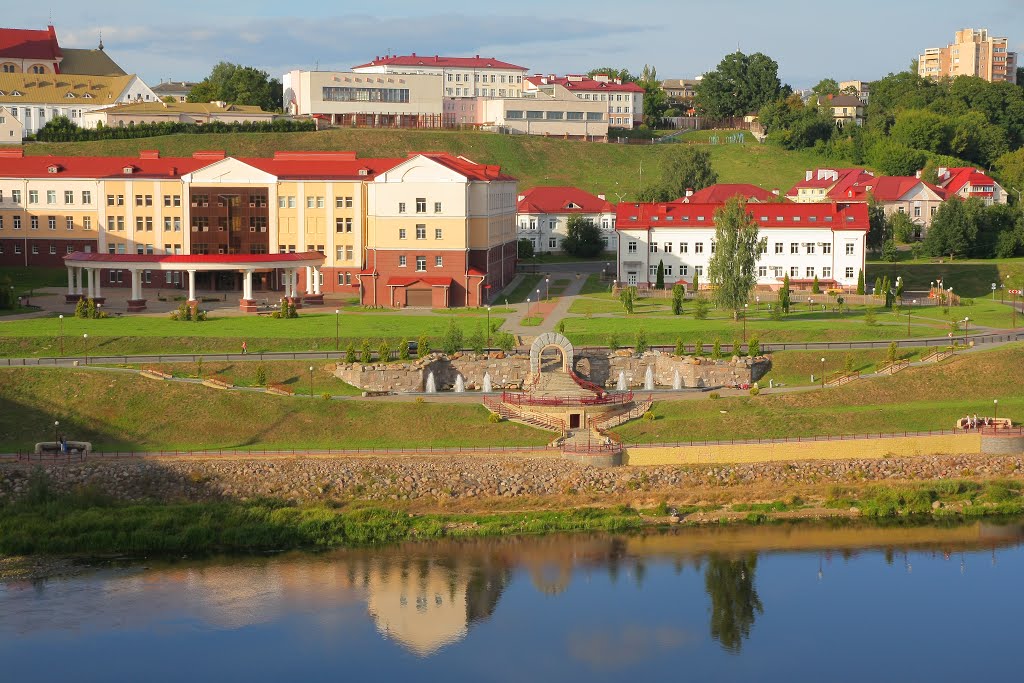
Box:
1;453;1021;505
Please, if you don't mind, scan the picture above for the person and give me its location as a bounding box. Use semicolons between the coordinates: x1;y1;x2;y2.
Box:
59;436;67;454
241;341;248;355
973;414;979;430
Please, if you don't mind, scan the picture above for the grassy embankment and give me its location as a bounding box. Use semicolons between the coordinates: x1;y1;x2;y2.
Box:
617;344;1023;443
0;310;503;357
29;127;833;196
867;257;1024;298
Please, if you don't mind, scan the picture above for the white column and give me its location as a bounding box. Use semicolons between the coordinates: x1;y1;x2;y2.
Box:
75;268;83;295
243;270;253;300
85;269;94;299
313;267;321;295
187;269;197;301
93;269;102;299
289;269;297;298
305;266;314;295
67;266;75;296
130;269;142;300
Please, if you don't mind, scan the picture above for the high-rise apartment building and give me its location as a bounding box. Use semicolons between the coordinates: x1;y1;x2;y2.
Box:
918;28;1017;84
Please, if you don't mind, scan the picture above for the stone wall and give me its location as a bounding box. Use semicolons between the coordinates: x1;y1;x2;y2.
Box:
335;350;769;393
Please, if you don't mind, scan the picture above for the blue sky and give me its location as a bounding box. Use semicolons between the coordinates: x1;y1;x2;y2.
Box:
11;0;1024;87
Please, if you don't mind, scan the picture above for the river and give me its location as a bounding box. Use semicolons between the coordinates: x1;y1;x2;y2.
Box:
2;521;1022;682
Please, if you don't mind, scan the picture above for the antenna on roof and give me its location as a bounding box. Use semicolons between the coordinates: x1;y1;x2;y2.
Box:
98;31;104;51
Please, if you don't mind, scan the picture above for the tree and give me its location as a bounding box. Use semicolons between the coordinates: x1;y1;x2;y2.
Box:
890;210;917;243
695;51;786;119
188;62;282;111
619;285;637;314
655;260;665;290
869;139;928;176
812;78;840;97
866;197;891;252
857;268;865;295
671;283;685;315
650;146;718;201
562;215;604;257
517;237;535;259
922;198;979;258
779;274;791;312
811;275;821;294
637;64;669;125
994;149;1024;203
708;197;763;319
881;238;899;262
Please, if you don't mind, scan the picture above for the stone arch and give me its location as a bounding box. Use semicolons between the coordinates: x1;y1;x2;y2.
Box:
530;332;574;375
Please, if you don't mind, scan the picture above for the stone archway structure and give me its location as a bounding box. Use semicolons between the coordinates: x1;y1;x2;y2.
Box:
530;332;575;375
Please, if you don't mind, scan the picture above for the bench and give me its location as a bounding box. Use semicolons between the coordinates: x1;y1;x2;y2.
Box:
956;417;1012;430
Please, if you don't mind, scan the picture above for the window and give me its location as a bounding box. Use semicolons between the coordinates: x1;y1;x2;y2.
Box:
316;197;325;209
83;217;92;231
65;216;74;231
46;190;56;205
435;228;443;240
845;243;855;255
336;218;353;233
807;243;815;254
822;243;831;254
398;255;407;267
164;218;172;231
416;225;426;240
164;195;172;207
398;202;406;214
679;242;688;253
116;195;125;206
193;217;209;232
649;265;658;276
31;245;39;254
31;216;39;230
399;228;407;239
136;217;144;231
13;216;20;230
250;217;267;232
82;191;91;204
416;198;427;213
287;196;295;209
694;265;703;277
549;237;557;249
823;267;832;278
435;256;443;268
47;216;56;230
710;241;716;254
791;243;799;254
806;267;815;278
415;256;426;272
650;243;659;253
64;190;74;204
845;267;855;279
790;266;799;277
628;241;637;254
107;194;115;206
11;190;20;204
29;190;39;204
278;196;286;208
135;195;143;206
434;202;442;213
67;245;74;254
758;266;767;277
694;242;704;254
664;243;673;253
664;265;674;276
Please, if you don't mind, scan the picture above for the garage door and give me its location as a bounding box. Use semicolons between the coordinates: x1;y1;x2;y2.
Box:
406;289;433;308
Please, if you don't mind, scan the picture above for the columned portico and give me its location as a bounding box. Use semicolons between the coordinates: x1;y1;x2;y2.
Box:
65;266;79;303
240;269;257;313
187;269;197;303
127;269;147;312
304;265;324;305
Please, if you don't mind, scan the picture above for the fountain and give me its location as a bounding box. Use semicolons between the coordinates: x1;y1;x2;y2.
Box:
454;374;465;393
644;365;655;391
425;371;437;393
673;369;682;390
482;372;493;393
616;371;627;391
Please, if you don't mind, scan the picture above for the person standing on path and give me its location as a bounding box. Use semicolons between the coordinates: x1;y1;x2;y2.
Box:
241;341;248;355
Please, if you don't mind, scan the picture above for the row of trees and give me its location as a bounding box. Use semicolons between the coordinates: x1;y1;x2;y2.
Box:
34;116;314;142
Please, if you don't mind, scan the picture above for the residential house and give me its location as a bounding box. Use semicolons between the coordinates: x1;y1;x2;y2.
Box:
933;167;1008;205
0;25;128;76
786;168;876;203
516;186;617;253
0;106;23;143
524;74;644;129
151;81;198;102
661;78;698;106
615;200;867;291
283;70;446;128
919;28;1017;84
838;80;870;103
682;184;781;203
819;94;865;127
833;176;947;232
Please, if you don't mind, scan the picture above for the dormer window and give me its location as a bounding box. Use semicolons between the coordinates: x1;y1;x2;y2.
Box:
47;165;60;174
10;90;22;97
566;202;580;209
358;169;368;176
123;166;135;174
83;93;93;99
65;92;76;98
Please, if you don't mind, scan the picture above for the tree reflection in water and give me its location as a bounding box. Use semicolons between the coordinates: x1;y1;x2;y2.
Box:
704;554;764;653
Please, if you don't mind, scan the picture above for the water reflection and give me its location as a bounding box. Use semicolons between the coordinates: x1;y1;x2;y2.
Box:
2;520;1023;679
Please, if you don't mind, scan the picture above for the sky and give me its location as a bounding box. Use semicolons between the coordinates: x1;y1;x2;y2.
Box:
9;0;1024;88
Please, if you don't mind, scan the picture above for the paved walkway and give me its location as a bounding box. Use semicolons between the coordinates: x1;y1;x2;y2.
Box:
503;274;589;337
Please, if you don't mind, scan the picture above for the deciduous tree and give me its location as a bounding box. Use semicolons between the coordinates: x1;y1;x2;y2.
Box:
708;197;763;319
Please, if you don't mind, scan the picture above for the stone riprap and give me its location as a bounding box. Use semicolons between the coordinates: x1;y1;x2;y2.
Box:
334;350;769;393
1;453;1020;504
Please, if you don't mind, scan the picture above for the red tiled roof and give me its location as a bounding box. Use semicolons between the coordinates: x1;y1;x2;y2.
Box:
936;167;999;196
64;252;325;264
0;26;61;61
684;184;778;203
353;54;526;71
418;153;515;182
615;201;869;231
525;74;644;93
467;267;487;277
836;176;946;202
787;168;873;196
0;155;208;179
517;186;614;214
386;276;453;287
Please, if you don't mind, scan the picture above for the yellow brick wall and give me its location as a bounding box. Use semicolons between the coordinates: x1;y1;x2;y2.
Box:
623;434;983;466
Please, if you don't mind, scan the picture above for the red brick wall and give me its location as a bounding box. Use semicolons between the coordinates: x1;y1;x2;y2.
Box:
0;238;97;267
362;249;471;307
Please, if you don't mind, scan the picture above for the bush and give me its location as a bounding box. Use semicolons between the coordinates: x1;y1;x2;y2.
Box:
709;392;721;400
360;339;372;364
517;238;535;259
770;304;784;321
35;116;316;142
712;339;722;359
732;338;744;357
254;363;267;386
864;308;878;326
441;319;464;355
378;340;391;363
748;337;761;357
496;332;516;353
322;392;332;401
811;275;821;294
468;325;486;354
417;334;431;357
749;385;760;396
674;337;686;356
488;412;503;424
345;342;357;364
694;297;710;320
399;339;411;360
694;338;704;356
607;334;619;351
635;328;648;354
74;298;87;318
643;411;656;421
886;341;898;364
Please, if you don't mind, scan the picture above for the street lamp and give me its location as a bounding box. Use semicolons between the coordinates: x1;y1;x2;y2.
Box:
536;288;541;308
54;420;59;449
963;316;970;346
526;296;531;316
335;309;340;351
992;282;997;300
820;357;826;389
83;333;89;364
309;365;314;397
756;295;760;311
59;314;64;356
994;399;999;422
545;277;550;301
486;306;492;348
907;300;917;336
743;303;748;342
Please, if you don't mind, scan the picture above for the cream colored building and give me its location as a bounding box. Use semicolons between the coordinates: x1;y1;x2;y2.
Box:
283;70;445;127
352;54;528;98
0;72;157;136
81;101;276;128
0;106;23;143
919;28;1017;83
480;83;608;140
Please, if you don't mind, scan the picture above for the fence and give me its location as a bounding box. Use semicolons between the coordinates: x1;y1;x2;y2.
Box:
624;427;1024;450
498;390;634;407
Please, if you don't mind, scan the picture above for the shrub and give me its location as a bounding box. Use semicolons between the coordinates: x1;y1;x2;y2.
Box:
886;341;898;364
345;342;357;364
732;337;744;357
674;337;686;356
770;304;783;321
694;338;704;356
811;275;821;294
864;308;877;326
496;332;516;353
748;337;760;357
709;392;721;400
322;392;332;401
441;319;463;355
360;339;372;364
487;412;502;424
74;298;87;318
712;339;723;359
607;334;619;351
195;357;203;378
635;328;648;354
749;385;760;396
399;339;411;361
694;297;710;320
468;325;485;354
557;319;566;335
417;334;431;357
254;363;267;386
671;284;685;316
378;340;392;363
643;411;656;421
845;355;856;374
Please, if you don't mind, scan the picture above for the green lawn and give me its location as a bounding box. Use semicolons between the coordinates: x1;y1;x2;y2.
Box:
0;311;505;357
616;344;1023;443
118;360;364;396
759;348;931;388
579;273;613;296
30;127;840;199
502;274;543;304
867;258;1024;298
0;367;550;452
0;267;66;296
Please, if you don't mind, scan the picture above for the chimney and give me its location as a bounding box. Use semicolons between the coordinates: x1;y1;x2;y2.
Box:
685;188;694;197
597;194;606;200
771;188;780;196
915;170;922;179
476;54;480;59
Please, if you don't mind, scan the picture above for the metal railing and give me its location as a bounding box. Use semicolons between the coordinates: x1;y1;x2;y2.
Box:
499;390;634;408
622;426;1024;449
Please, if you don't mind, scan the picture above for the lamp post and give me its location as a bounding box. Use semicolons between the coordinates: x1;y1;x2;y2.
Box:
994;399;999;422
59;314;64;356
335;309;340;351
756;295;760;312
54;420;59;449
992;283;997;300
907;300;916;337
309;365;314;397
963;316;970;347
486;306;492;348
743;303;748;342
526;296;531;316
820;357;826;389
83;333;89;364
536;288;541;309
545;277;550;302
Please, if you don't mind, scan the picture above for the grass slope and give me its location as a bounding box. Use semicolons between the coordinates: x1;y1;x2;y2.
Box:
868;258;1024;299
29;128;835;196
0;368;550;452
616;344;1023;443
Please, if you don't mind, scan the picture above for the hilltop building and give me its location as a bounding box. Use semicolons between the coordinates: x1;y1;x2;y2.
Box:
932;167;1007;205
151;81;199;102
918;28;1017;84
524;74;644;129
516;187;617;253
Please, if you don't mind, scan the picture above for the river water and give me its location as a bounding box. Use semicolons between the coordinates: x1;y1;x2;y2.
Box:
2;521;1023;682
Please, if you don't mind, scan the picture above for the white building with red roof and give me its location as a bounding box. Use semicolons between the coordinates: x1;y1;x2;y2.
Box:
352;54;528;99
615;200;867;291
516;187;617;253
524;74;644;129
786;168;876;203
933;167;1008;205
683;184;781;203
